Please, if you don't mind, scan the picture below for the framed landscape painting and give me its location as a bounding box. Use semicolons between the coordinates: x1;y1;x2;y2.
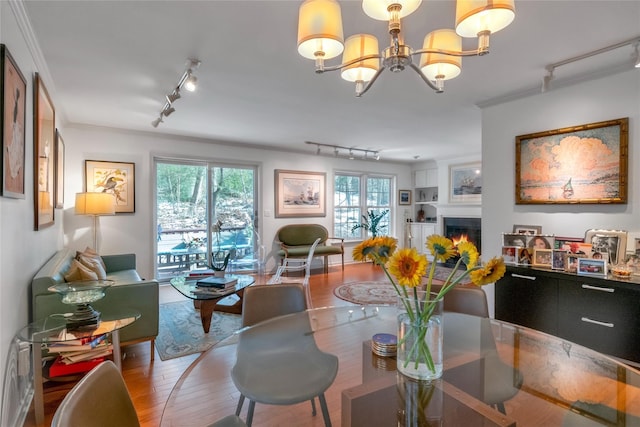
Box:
516;118;628;204
449;162;481;204
85;160;135;213
274;169;325;218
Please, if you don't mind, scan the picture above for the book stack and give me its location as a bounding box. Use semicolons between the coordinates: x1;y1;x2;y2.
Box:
192;275;238;296
46;334;113;377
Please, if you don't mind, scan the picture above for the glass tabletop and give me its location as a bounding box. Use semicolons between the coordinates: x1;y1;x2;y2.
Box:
161;305;640;427
169;274;254;300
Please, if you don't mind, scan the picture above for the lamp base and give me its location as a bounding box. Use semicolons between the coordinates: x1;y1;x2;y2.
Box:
67;303;101;331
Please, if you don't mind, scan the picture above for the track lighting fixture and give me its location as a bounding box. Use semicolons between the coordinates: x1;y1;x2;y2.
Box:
634;44;640;68
151;58;200;127
305;141;380;161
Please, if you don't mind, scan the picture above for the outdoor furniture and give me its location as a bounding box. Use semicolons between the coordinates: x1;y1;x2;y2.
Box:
275;224;344;273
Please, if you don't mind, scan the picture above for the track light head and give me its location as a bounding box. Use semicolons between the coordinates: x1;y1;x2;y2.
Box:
151;117;163;128
162;106;176;117
634;44;640;68
166;91;181;103
184;73;197;92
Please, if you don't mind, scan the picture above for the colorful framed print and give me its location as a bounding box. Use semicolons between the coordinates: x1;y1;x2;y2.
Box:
1;44;27;199
33;73;55;229
516;118;628;204
54;129;64;209
85;160;135;213
274;169;326;218
554;236;584;251
577;257;607;276
398;189;411;205
449;162;481;204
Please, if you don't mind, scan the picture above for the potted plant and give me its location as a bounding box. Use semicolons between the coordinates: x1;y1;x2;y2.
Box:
351;209;389;237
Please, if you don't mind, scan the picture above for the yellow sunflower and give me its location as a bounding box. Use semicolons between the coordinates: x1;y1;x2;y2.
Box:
426;235;456;262
457;241;479;270
375;236;398;262
470;257;506;286
387;248;428;287
352;238;379;262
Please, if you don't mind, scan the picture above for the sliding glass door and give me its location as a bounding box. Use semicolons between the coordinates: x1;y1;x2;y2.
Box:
155;159;258;280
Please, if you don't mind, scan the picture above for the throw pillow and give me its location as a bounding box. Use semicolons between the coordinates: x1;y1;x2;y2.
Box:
64;259;99;282
81;247;107;271
77;254;107;280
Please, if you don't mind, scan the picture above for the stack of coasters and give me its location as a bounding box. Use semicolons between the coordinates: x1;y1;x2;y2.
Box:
371;333;397;357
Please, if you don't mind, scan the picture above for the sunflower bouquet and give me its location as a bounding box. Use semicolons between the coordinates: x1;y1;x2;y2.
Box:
353;235;506;378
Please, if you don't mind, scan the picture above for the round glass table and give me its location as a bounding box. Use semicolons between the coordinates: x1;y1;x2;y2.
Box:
161;306;640;427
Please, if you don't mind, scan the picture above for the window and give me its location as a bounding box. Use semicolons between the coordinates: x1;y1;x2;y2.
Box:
334;172;393;240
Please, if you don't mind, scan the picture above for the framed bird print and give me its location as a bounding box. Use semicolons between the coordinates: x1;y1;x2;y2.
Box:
85;160;135;213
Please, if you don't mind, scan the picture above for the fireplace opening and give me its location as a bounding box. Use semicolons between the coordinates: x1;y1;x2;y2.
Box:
442;217;481;268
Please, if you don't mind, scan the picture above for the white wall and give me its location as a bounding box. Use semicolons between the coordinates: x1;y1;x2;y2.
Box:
482;69;640;315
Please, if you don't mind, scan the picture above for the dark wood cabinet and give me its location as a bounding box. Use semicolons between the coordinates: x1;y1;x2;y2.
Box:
496;266;640;363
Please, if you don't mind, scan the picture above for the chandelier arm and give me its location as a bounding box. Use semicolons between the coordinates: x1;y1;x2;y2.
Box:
411;48;482;58
320;54;383;72
355;65;386;97
408;63;440;92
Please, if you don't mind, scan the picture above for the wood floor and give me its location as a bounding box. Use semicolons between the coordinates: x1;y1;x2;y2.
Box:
24;263;376;427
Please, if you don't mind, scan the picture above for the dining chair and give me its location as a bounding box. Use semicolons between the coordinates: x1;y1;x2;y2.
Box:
266;237;320;307
231;283;338;427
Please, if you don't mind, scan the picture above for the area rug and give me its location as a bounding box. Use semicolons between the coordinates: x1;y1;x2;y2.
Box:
333;266;471;305
156;300;242;361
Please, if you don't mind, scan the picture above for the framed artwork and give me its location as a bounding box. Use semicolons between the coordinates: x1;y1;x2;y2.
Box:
527;235;555;251
274;169;325;218
85;160;135;213
33;73;55;230
502;246;517;265
54;129;64;209
577;257;607;276
554;236;584;251
565;253;585;273
532;248;552;267
552;250;567;270
517;247;532;266
584;229;627;265
502;233;527;248
516;118;628;204
625;232;640;256
449;162;481;204
1;45;27;199
513;224;542;235
398;189;411;205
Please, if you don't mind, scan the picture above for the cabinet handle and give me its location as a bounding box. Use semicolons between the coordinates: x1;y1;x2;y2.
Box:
511;273;536;281
581;284;614;293
581;317;614;328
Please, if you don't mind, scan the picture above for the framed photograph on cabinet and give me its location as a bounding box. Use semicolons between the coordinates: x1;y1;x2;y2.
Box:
527;235;555;251
512;224;542;235
274;169;325;218
502;246;517;265
85;160;135;213
33;73;55;229
532;248;552;267
516;118;628;204
577;257;607;276
449;162;481;204
398;189;411;205
502;233;527;248
1;45;27;199
584;229;627;265
552;250;567;270
54;130;64;209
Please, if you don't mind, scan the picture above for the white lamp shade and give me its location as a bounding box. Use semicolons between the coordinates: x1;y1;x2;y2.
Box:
75;192;115;216
297;0;344;60
341;34;380;82
420;29;462;81
362;0;422;21
455;0;515;37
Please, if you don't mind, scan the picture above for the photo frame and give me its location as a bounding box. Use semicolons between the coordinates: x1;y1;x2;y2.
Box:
517;247;532;266
274;169;325;218
565;253;585;273
526;235;555;251
54;129;64;209
584;229;627;265
449;162;481;204
33;73;55;229
398;189;411;205
577;257;607;276
502;233;527;248
1;45;26;199
85;160;135;213
552;250;567;270
554;236;584;251
532;248;552;267
516;118;628;204
502;246;517;265
513;224;542;235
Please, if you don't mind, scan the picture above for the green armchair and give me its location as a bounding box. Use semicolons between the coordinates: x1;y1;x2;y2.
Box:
275;224;344;273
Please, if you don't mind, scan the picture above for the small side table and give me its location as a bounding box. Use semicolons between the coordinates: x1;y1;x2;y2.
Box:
17;310;140;426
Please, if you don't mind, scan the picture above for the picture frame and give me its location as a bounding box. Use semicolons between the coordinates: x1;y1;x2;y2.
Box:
552;250;567;270
554;236;584;251
532;248;552;267
565;253;585;273
526;235;555;251
517;247;532;266
513;224;542;235
1;44;27;199
577;257;607;276
584;229;627;265
274;169;325;218
502;246;517;265
85;160;135;213
33;73;55;230
54;129;64;209
502;233;527;248
449;162;481;204
516;118;628;204
398;189;411;205
625;232;640;256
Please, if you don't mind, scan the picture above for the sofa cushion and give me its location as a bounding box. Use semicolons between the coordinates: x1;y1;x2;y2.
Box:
80;247;107;271
64;259;99;282
278;224;328;246
106;269;142;284
77;253;107;280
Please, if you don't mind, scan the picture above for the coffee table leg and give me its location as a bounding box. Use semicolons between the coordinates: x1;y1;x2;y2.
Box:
200;300;215;333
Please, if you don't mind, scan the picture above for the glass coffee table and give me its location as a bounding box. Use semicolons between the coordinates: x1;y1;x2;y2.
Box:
169;274;254;333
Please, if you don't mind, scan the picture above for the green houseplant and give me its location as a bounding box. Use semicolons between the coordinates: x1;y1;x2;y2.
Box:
351;209;389;237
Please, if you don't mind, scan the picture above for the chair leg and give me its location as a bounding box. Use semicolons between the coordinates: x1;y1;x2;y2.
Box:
318;393;332;427
494;402;507;414
246;400;256;427
150;339;155;362
309;397;316;416
235;394;245;416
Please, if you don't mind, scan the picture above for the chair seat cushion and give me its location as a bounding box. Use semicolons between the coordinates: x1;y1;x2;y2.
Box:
278;246;342;258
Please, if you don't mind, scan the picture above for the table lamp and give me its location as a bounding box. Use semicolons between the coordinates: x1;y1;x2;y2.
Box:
75;192;115;251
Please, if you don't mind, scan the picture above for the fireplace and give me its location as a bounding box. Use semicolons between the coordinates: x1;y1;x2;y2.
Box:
442;217;481;268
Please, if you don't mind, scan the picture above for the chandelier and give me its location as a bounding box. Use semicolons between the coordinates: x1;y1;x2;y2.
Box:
297;0;515;96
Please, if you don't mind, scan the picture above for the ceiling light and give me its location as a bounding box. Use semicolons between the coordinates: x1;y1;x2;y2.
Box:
634;44;640;68
162;106;175;117
151;117;163;128
151;58;200;127
184;73;197;92
306;141;380;161
166;91;181;103
297;0;515;96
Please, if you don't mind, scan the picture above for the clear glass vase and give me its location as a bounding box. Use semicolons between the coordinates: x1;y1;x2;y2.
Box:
397;292;443;380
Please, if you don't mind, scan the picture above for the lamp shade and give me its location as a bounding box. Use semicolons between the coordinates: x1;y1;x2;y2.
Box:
297;0;344;60
341;34;380;82
362;0;422;21
455;0;515;37
420;29;462;81
75;192;115;216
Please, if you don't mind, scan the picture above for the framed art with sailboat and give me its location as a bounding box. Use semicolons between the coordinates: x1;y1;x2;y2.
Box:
515;118;628;205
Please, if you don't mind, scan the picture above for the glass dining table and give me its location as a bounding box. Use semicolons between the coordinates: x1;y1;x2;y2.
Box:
160;306;640;427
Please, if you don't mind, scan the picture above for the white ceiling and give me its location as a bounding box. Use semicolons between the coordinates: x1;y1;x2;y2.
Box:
22;1;640;163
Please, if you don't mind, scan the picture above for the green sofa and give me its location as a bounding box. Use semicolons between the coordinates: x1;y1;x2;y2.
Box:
30;248;159;360
276;224;344;272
